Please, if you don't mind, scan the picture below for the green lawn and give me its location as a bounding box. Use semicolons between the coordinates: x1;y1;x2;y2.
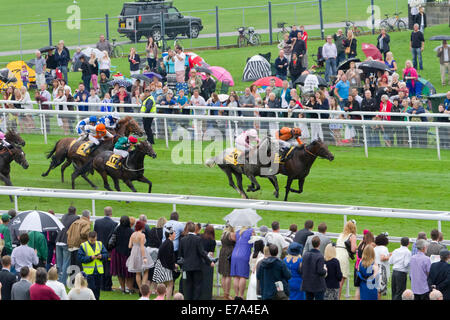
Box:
0;0;402;53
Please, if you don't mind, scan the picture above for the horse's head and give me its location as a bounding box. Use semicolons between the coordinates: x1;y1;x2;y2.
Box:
136;140;157;159
5;129;25;147
126;117;145;137
309;138;334;161
11;146;29;169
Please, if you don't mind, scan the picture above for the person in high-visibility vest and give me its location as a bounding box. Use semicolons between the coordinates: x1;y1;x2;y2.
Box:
77;231;108;300
140;88;156;144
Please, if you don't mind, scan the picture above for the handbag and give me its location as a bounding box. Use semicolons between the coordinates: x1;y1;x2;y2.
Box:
344;235;355;260
345;39;353;55
107;227;118;251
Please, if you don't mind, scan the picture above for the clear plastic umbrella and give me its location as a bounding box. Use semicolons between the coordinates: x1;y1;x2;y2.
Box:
81;48;105;60
223;208;262;227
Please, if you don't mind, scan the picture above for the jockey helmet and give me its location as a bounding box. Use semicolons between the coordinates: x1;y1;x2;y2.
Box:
292;128;302;136
128;136;138;144
89;116;97;123
247;129;258;138
0;132;4;140
96;123;106;132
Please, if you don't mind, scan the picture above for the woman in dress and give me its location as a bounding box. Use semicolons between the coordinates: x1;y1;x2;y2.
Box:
127;220;152;291
200;225;216;300
218;224;236;300
402;60;418;97
152;226;177;299
146;36;158;71
384;51;397;73
99;51;111;79
354;230;375;300
328;96;343;146
68;272;96;300
283;241;305;300
88;52;99;92
247;238;265;300
374;233;390;299
358;245;379;300
110;216;134;293
230;226;255;299
335;220;357;299
324;243;343;300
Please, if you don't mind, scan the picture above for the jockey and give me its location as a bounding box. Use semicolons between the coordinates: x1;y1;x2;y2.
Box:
76;115;98;141
112;135;138;167
84;123;113;154
275;127;303;159
98;113;120;130
0;131;12;150
235;129;260;153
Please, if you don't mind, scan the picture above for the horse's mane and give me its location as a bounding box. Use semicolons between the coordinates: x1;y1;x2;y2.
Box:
117;116;134;126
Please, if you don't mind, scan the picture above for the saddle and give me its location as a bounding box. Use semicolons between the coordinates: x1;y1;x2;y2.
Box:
276;146;295;164
76;142;93;157
224;148;244;166
106;154;122;170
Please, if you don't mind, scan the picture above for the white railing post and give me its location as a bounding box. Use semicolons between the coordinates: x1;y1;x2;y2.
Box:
436;126;441;160
172;203;176;212
438;220;441;232
42;112;48;145
1;111;6;131
406;115;412;148
92;199;96;217
345;277;351;298
362;125;368;158
14;195;18;212
164;118;169;149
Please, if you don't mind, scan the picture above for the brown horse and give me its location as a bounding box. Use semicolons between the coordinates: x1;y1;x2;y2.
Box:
41;116;144;183
0;144;29;202
92;141;157;192
5;129;26;147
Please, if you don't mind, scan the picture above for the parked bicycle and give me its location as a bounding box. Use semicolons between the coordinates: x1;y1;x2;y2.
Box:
379;12;407;32
277;22;292;42
237;27;261;48
111;38;124;58
342;20;367;37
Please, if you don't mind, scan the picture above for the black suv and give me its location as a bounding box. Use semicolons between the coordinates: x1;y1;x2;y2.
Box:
117;0;203;42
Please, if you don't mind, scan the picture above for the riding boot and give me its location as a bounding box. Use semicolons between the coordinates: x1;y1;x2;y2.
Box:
279;147;289;162
84;143;97;155
116;156;125;169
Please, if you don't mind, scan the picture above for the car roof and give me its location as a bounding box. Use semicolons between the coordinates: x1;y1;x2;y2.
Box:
123;1;173;6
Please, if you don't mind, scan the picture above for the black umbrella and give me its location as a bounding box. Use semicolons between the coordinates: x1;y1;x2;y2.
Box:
107;78;132;88
131;73;152;84
0;68;17;83
429;35;450;41
195;66;212;75
337;58;361;71
10;210;64;232
293;73;328;87
358;60;392;75
39;45;56;53
26;59;36;67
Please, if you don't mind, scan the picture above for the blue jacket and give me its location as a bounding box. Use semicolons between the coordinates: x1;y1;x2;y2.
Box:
428;260;450;300
299;248;327;292
257;256;291;300
407;106;428;122
54;48;70;67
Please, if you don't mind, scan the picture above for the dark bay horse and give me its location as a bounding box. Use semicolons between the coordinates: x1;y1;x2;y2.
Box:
205;137;279;199
5;129;26;147
92;141;157;192
41;116;145;183
0;145;29;201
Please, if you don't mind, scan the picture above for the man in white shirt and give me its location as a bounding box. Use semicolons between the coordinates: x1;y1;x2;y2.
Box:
351;87;363;105
11;234;39;273
322;35;337;83
265;221;289;259
389;237;412;300
174;45;186;83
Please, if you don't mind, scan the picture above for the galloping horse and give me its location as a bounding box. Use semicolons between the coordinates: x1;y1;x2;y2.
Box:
0;144;29;201
5;129;26;147
41;116;144;183
90;140;157;193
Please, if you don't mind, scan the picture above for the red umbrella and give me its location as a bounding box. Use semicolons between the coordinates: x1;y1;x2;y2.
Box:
361;43;383;61
185;52;205;69
252;76;283;87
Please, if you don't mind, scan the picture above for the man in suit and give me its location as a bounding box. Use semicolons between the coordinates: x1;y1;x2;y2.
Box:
93;206;117;292
303;223;331;255
293;220;314;252
11;266;32;300
299;236;327;300
428;249;450;300
178;222;214;300
0;256;18;300
426;229;446;257
139;214;152;247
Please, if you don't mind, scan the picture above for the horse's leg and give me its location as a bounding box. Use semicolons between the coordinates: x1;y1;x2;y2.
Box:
233;171;248;199
137;175;152;193
223;167;240;194
81;173;98;190
99;170;112;191
289;177;305;194
123;179;137;193
41;157;63;177
113;177;122;192
284;176;294;201
60;160;72;183
267;175;280;198
246;174;260;192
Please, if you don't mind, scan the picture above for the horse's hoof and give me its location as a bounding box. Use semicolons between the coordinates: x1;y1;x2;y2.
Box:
274;191;279;198
41;172;47;177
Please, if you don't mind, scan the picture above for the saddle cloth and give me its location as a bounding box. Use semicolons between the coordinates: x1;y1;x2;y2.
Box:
76;142;92;157
106;154;122;169
224;148;244;165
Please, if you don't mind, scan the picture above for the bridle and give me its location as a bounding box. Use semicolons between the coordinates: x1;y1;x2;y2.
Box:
304;145;318;158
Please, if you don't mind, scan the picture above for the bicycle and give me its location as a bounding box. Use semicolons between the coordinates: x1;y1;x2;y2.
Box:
236;27;261;48
277;22;291;42
379;12;407;32
111;38;124;58
342;20;367;37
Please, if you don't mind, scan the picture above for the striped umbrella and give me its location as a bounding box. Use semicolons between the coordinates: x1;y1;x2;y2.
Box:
10;210;64;232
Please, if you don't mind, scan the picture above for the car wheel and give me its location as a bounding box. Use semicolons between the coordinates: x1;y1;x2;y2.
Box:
190;25;200;39
151;28;162;42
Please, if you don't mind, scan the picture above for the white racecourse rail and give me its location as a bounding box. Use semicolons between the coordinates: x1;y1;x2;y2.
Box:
1;185;449;298
1;100;450;159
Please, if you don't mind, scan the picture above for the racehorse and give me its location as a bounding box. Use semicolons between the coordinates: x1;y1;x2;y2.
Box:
205;137;279;199
0;144;29;202
41;116;144;183
91;140;157;193
5;129;26;147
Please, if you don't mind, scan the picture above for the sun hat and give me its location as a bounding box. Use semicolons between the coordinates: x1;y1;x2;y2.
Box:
287;242;303;256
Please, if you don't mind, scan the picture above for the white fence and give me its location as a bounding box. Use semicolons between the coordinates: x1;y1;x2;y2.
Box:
1;100;450;159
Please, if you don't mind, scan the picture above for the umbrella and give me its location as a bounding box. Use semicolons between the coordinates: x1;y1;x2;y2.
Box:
185;52;205;68
358;60;391;74
293;74;328;88
417;77;436;96
81;48;105;60
218;94;229;102
434;45;443;52
142;72;162;80
253;76;283;87
337;58;361;71
209;66;234;87
195;66;212;75
429;35;450;41
131;74;152;83
0;68;16;83
223;209;262;228
10;210;64;232
361;43;383;61
39;45;56;53
107;78;132;88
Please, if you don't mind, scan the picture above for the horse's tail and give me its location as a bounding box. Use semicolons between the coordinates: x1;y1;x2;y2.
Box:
205;157;217;168
46;142;58;159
